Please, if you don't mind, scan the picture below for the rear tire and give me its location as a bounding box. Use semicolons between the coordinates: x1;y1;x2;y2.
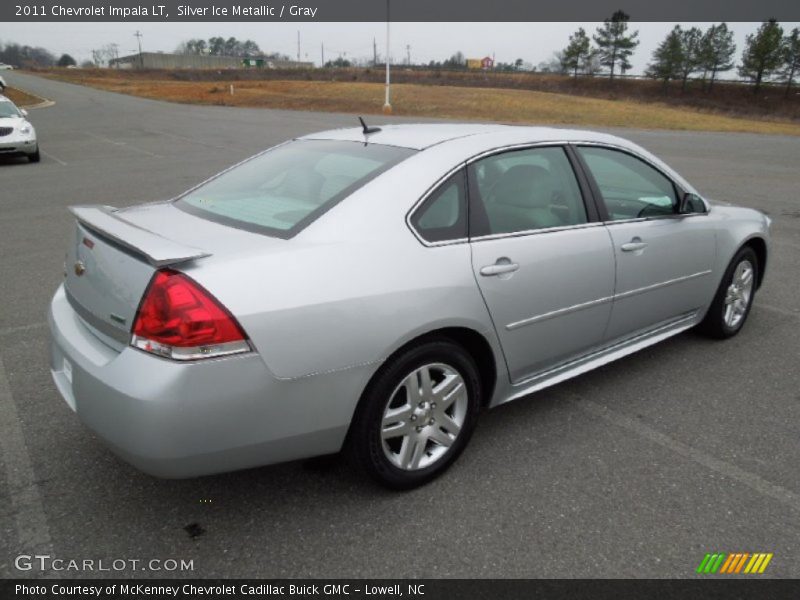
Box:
697;246;758;339
349;339;481;489
28;147;40;163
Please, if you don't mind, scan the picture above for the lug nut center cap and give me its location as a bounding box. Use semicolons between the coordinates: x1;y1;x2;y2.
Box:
413;402;432;425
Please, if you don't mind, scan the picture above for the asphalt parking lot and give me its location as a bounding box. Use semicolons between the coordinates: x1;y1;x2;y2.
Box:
1;71;799;579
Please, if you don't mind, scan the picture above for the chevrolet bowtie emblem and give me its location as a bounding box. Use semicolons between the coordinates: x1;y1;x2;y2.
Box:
74;261;86;276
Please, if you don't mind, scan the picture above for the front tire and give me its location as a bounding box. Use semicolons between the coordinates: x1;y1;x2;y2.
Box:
349;339;481;489
697;246;758;339
28;147;40;163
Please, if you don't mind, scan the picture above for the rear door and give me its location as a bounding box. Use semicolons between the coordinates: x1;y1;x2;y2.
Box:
467;145;616;383
574;145;716;342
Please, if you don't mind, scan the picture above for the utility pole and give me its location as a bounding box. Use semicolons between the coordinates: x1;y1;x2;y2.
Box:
297;30;300;63
406;44;411;65
134;30;143;67
373;37;377;66
321;43;324;67
383;0;391;114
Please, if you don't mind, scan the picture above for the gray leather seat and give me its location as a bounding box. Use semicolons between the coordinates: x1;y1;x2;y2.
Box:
486;164;564;234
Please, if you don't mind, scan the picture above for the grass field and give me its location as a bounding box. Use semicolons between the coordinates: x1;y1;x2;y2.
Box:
36;70;800;136
4;86;45;107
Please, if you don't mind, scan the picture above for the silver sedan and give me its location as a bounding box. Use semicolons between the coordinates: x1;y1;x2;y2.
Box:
48;124;770;488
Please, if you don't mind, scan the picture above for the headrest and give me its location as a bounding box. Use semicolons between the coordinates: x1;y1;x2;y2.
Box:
492;164;557;209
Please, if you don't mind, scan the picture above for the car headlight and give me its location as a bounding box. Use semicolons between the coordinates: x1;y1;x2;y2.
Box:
19;122;32;135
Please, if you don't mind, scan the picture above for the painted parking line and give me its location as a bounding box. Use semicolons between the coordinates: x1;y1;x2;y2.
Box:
84;131;163;158
40;149;67;166
572;397;800;514
153;129;233;151
0;352;55;578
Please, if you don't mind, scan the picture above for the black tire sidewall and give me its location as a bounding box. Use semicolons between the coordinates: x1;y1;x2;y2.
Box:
706;247;759;338
353;340;482;489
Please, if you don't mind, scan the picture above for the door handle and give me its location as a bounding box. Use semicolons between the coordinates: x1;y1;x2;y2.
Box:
621;237;648;252
480;262;520;276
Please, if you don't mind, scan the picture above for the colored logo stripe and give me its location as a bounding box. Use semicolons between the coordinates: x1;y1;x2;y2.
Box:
697;552;773;574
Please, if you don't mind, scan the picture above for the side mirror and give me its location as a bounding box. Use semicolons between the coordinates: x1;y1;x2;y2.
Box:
20;109;28;117
679;192;703;215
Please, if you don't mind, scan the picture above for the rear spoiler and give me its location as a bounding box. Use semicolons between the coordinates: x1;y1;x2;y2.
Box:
69;205;210;267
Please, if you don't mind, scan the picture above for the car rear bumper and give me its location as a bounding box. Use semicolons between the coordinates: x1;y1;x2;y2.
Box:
48;284;370;478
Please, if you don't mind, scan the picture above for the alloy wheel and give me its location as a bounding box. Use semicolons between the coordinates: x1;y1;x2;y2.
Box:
380;362;469;471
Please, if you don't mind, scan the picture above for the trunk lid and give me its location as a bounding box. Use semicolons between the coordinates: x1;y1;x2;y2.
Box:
64;205;213;348
64;202;290;349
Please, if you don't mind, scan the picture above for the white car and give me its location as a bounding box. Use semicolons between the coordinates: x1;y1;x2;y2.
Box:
0;96;39;162
0;63;14;70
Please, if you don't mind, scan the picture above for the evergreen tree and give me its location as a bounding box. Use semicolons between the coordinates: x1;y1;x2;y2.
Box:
562;28;593;77
57;53;76;67
700;23;736;91
782;27;800;97
739;19;785;94
647;26;684;88
593;10;639;80
678;27;703;91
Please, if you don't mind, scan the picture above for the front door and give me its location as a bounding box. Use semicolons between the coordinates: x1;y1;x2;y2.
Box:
575;145;717;341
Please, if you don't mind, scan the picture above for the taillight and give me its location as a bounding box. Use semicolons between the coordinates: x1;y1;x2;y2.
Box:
131;269;251;360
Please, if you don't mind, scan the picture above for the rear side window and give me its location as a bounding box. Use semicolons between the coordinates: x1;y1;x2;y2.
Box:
577;146;678;220
409;170;467;243
177;140;415;238
468;146;588;237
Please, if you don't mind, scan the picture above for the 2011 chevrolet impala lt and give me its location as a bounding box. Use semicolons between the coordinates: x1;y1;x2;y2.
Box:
48;124;770;488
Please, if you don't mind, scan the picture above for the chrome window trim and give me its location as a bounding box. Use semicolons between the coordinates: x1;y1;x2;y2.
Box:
470;221;605;243
407;139;710;248
407;141;579;248
466;141;599;243
464;140;574;166
405;163;469;248
601;212;710;226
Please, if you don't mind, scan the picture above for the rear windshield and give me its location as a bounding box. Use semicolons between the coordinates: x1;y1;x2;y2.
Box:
176;139;416;238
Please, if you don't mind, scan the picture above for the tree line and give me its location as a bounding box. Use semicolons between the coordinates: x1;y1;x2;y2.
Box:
176;37;262;58
558;14;800;95
0;42;56;67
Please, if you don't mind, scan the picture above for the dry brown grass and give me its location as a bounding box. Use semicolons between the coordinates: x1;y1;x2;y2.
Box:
36;70;800;136
4;86;45;107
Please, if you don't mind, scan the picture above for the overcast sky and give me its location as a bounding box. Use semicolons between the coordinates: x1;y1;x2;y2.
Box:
4;21;800;74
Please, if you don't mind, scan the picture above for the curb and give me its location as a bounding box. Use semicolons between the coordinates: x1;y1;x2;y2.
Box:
6;86;55;110
25;99;56;109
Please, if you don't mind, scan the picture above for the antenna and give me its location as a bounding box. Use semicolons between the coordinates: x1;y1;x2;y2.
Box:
358;117;381;135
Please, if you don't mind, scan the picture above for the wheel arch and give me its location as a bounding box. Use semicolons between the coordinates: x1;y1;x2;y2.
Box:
350;326;500;431
742;236;767;289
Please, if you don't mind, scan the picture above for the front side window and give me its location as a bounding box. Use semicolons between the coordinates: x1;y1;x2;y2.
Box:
468;146;588;237
409;170;467;243
177;140;415;237
577;146;679;221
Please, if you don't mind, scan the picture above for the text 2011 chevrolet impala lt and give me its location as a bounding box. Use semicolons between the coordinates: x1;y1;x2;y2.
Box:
49;124;770;488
